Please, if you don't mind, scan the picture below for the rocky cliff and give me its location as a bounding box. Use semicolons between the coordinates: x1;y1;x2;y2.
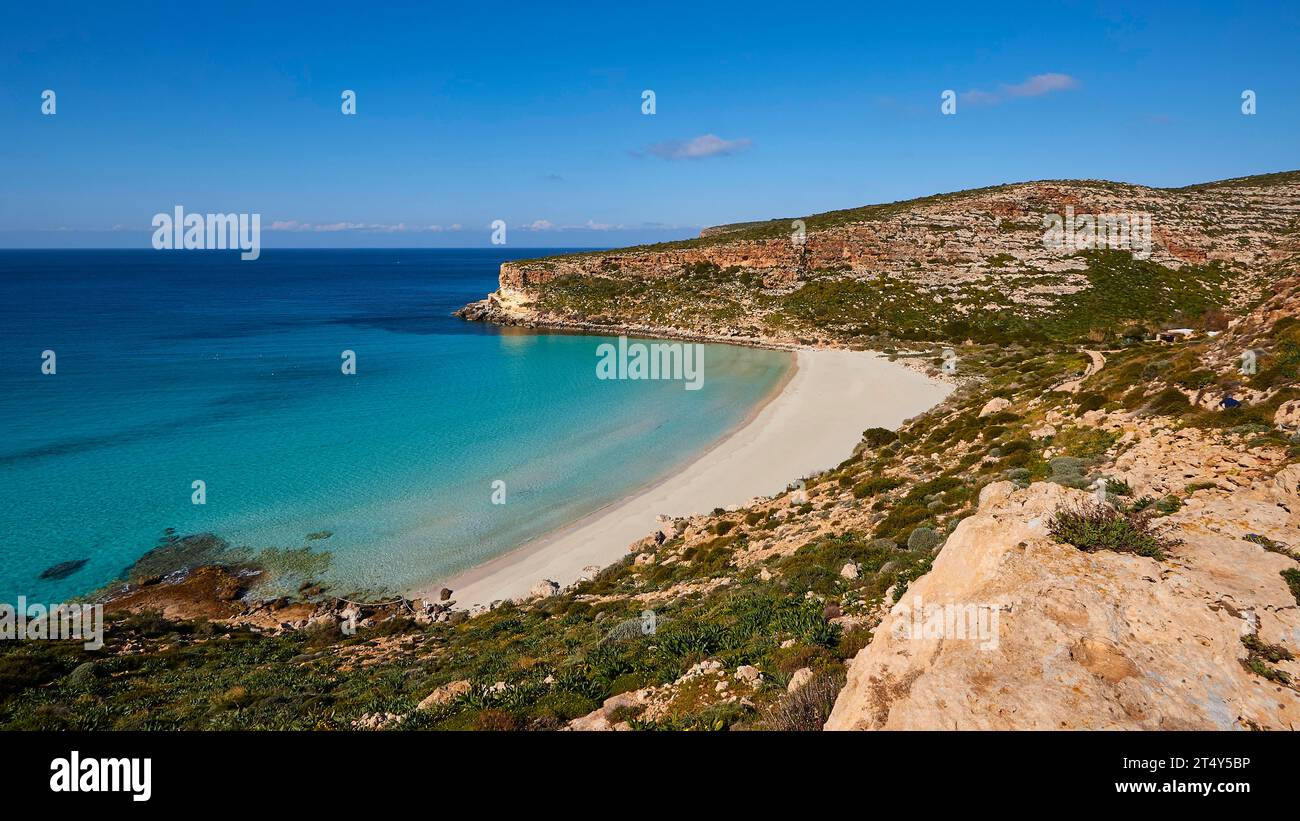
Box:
460;172;1300;346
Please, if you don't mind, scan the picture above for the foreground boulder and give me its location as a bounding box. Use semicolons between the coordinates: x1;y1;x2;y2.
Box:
826;476;1300;730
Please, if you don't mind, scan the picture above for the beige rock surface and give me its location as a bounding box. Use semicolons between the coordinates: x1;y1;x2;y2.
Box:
416;680;471;711
826;474;1300;730
1276;399;1300;430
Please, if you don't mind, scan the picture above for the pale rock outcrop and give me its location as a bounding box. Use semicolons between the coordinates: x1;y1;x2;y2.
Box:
417;680;471;711
826;476;1300;730
1275;399;1300;430
352;712;405;730
655;515;684;541
568;690;649;731
529;579;561;599
788;667;814;693
1111;427;1286;498
978;397;1012;418
568;708;617;731
568;658;755;729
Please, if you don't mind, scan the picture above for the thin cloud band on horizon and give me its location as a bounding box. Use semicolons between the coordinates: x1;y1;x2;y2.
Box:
8;219;698;236
268;220;692;234
268;220;463;233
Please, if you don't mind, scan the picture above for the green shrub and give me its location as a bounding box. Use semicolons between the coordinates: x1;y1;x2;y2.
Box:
1005;468;1031;486
852;476;903;499
875;505;930;542
981;425;1007;441
65;662;98;693
1049;456;1086;476
1104;478;1133;496
862;427;899;448
1282;568;1300;606
901;476;963;503
1242;633;1292;664
983;410;1022;425
758;671;845;731
1076;393;1107;414
1154;496;1182;515
1048;500;1179;560
907;527;941;553
1053;427;1118;458
1121;385;1148;410
1147;387;1191;416
1048;456;1091;488
1241;634;1293;684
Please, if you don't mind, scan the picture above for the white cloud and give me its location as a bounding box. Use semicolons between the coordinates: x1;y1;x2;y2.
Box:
1004;73;1080;97
960;73;1079;107
646;134;753;160
960;89;1001;107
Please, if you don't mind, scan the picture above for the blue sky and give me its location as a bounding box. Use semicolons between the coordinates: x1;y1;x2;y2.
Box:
2;1;1297;248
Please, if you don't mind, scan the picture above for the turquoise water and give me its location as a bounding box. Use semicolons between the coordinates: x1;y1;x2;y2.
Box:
0;250;792;602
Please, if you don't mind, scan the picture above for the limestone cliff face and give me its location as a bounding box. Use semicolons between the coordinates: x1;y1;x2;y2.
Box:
461;174;1300;341
825;471;1300;730
497;238;801;291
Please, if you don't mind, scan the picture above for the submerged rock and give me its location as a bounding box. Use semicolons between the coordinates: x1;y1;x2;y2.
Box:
39;558;88;581
122;532;234;584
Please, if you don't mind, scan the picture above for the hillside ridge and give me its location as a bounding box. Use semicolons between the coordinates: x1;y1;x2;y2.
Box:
460;170;1300;348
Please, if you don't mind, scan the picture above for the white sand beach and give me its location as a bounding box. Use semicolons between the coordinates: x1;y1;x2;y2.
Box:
421;347;952;609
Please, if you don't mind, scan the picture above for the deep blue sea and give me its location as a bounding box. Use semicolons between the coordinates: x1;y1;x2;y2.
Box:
0;250;791;602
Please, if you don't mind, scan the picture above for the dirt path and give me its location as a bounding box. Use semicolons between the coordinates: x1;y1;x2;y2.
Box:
1054;349;1106;393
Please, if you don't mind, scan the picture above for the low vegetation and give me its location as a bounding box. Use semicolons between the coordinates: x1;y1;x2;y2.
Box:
1048;500;1180;560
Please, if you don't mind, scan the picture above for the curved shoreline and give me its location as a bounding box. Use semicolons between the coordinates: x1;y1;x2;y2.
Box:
414;346;799;607
416;346;952;610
